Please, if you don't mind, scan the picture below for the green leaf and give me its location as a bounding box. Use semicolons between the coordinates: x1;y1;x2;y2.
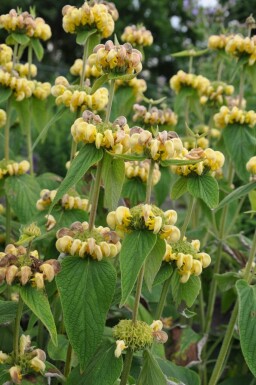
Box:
108;72;139;81
19;285;57;346
56;257;116;369
91;74;109;94
50;144;103;210
4;174;41;224
122;178;146;206
37;172;62;190
47;334;77;365
102;153;125;210
76;29;97;45
154;166;172;206
120;231;157;306
171;48;208;57
107;151;146;161
11;32;30;45
179;327;200;355
144;237;166;291
215;272;240;292
110;87;136;120
171;177;188;200
0;300;18;324
187;173;219;209
87;32;101;56
223;125;256;182
138;350;166;385
153;263;173;287
0;87;12;103
66;341;123;385
157;357;200;385
30;38;44;61
0;367;11;384
236;279;256;377
219;376;253;385
171;269;201;308
12;98;30;135
161;159;202;167
215;181;256;211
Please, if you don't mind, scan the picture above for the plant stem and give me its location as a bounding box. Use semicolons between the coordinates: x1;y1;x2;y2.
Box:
132;264;145;324
80;40;89;88
5;197;11;245
88;158;103;231
189;56;193;73
217;60;223;81
12;43;18;68
120;348;133;385
64;343;73;378
105;79;115;123
180;196;196;239
14;297;23;360
145;160;154;204
208;230;256;385
155;276;172;319
27;44;34;175
238;66;245;109
199;287;206;332
4;98;11;161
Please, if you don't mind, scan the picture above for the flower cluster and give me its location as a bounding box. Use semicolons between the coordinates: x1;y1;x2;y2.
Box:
62;1;118;38
132;104;178;127
0;9;51;40
200;81;234;106
0;68;35;101
56;221;121;261
70;57;103;79
3;61;38;78
163;239;211;283
0;43;12;64
225;35;256;65
214;106;256;129
71;111;130;154
170;70;210;95
51;76;109;112
33;81;51;100
115;77;147;101
113;319;166;357
125;160;161;185
89;41;142;75
36;189;90;212
107;204;180;241
0;160;30;179
0;335;47;384
121;25;153;47
246;156;256;176
170;147;225;177
130;128;183;162
0;109;6;128
0;244;60;288
208;34;233;50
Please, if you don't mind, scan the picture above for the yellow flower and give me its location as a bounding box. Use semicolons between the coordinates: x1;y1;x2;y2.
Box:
114;340;127;358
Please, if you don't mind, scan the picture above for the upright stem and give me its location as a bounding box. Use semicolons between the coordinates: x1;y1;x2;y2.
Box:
64;343;73;378
132;264;145;324
145;160;155;204
120;348;133;385
27;44;34;175
80;40;89;88
238;67;245;109
189;56;193;73
5;198;11;245
4;98;12;161
180;196;196;239
12;43;18;68
217;60;223;81
14;297;23;360
155;276;172;319
105;80;115;123
209;230;256;385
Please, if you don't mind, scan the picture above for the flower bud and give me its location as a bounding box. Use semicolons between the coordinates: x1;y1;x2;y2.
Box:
114;340;127;358
9;366;22;384
6;265;19;285
40;263;55;282
20;266;32;285
34;273;45;289
30;356;46;372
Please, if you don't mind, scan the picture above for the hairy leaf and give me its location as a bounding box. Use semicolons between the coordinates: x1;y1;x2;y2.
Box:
171;269;201;308
187;173;219;208
102;153;125;210
138;350;167;385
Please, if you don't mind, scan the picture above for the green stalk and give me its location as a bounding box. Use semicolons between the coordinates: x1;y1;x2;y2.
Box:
14;297;23;360
27;44;34;175
208;230;256;385
132;264;145;324
80;40;89;88
145;160;155;204
189;56;193;73
238;66;245;109
155;276;172;319
5;98;12;245
12;43;19;68
180;196;196;239
217;60;223;82
120;348;133;385
64;343;73;378
88;80;115;232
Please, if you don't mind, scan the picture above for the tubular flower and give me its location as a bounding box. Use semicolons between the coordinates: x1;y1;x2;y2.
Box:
89;40;143;75
107;204;180;241
170;70;210;95
246;156;256;176
0;159;30;179
125;160;161;185
0;68;35;101
170;147;224;177
200;81;234;106
121;24;153;47
115;77;147;101
32;81;51;100
225;34;256;65
214;106;256;129
132;104;178;128
36;189;90;212
1;335;47;384
114;340;127;358
3;62;38;78
56;221;121;260
130;127;183;162
0;10;51;40
0;109;7;128
0;44;13;64
0;244;60;288
62;1;118;38
51;76;108;112
71;111;131;155
163;239;211;283
208;34;233;50
70;57;103;79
